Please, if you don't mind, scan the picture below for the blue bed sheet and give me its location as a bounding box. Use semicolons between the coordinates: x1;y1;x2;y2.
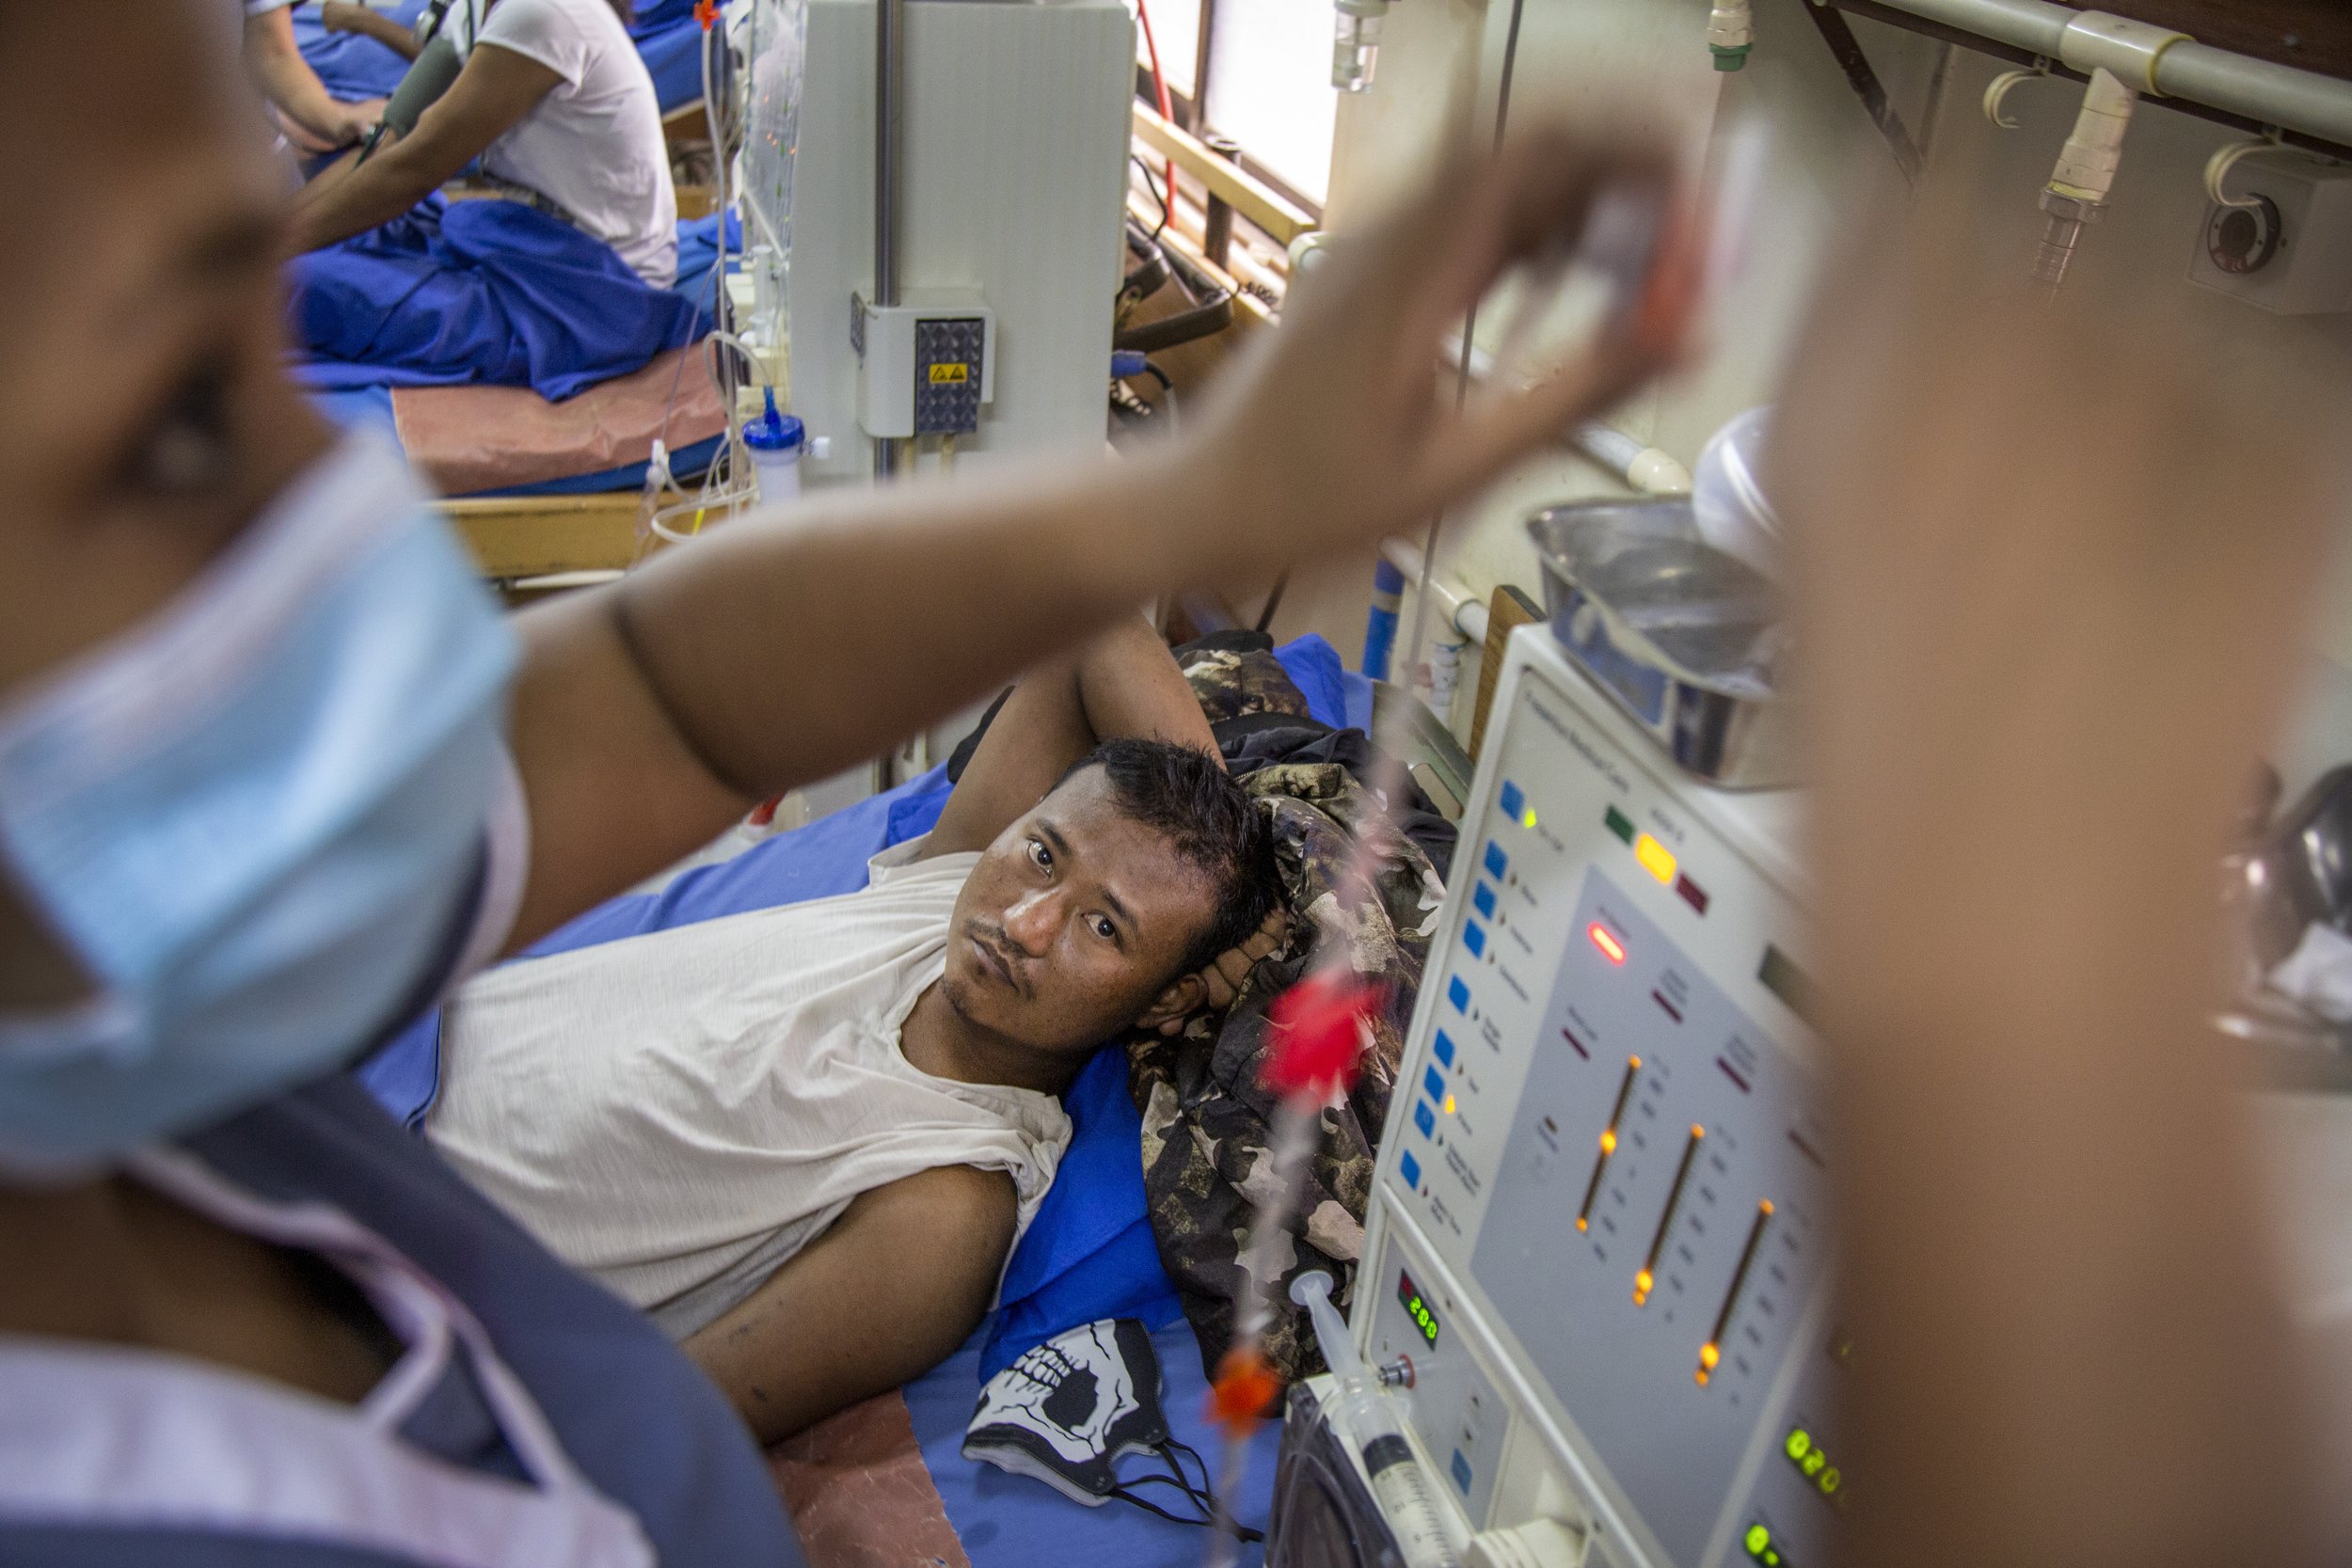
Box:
630;0;709;114
356;635;1354;1385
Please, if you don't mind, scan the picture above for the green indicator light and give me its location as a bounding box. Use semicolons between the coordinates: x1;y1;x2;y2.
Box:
1745;1526;1770;1554
1785;1429;1811;1461
1605;806;1635;844
1521;808;1538;830
1819;1466;1840;1496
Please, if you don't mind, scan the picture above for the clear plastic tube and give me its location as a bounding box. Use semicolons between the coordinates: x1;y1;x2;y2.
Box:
1293;1273;1464;1568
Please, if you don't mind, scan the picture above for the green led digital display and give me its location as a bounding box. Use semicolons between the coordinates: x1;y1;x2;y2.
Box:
1395;1269;1440;1349
1744;1523;1788;1567
1784;1428;1846;1508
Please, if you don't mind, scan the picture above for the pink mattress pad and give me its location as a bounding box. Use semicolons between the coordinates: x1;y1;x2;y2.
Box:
392;341;729;496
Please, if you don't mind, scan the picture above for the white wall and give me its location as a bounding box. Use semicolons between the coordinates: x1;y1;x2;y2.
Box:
1285;0;2352;796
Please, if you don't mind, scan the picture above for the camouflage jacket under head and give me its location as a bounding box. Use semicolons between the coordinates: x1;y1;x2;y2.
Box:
1131;646;1447;1381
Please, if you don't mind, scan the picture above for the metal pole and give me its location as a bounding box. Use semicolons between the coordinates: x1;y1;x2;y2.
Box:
873;0;904;478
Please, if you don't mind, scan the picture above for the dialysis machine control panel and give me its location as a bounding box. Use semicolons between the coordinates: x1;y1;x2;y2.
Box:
1354;626;1837;1568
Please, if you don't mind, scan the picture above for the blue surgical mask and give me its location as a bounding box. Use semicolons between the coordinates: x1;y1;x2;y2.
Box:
0;434;518;1174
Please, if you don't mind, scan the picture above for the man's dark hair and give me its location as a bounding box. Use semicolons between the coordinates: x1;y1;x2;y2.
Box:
1059;738;1279;977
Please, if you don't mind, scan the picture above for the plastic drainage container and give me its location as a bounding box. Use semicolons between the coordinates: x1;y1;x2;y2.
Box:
743;388;804;503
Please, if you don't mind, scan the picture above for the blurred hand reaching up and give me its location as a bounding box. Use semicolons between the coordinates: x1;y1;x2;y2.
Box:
1161;126;1702;584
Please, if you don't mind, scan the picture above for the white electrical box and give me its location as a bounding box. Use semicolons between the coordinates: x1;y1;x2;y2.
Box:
2186;156;2352;315
784;0;1133;481
853;295;996;439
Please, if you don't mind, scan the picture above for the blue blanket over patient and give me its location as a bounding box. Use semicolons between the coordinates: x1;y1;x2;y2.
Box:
628;0;708;113
292;195;700;401
357;636;1355;1381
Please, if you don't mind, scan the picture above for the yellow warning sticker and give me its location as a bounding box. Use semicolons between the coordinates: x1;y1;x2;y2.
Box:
928;363;970;384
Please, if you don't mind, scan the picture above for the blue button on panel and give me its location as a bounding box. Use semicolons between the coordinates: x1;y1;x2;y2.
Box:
1423;1065;1446;1102
1484;841;1508;879
1400;1150;1422;1189
1463;922;1486;958
1473;882;1498;920
1414;1101;1436;1138
1500;781;1525;821
1434;1030;1455;1067
1449;976;1470;1012
1451;1448;1474;1495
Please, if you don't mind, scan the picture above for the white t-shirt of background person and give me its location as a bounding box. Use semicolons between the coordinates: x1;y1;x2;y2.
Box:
424;840;1073;1341
454;0;678;286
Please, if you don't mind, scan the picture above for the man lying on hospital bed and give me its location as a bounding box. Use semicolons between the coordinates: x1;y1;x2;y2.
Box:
422;616;1285;1442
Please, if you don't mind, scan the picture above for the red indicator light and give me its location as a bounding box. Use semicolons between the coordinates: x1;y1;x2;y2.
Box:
1588;923;1627;965
1677;875;1710;915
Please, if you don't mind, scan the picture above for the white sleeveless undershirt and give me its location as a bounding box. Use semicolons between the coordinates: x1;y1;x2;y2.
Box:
426;840;1072;1339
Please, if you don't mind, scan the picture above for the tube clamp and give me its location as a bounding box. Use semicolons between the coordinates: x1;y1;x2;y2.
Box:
2058;11;2190;95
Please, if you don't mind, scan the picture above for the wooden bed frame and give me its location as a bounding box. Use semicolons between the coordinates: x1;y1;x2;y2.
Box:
438;492;644;580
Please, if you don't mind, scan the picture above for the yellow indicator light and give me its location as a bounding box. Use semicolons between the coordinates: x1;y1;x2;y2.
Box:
1694;1370;1709;1386
1633;1268;1654;1306
1576;1217;1588;1231
1521;808;1538;829
1634;832;1677;884
1700;1343;1721;1370
1598;1128;1618;1154
1442;1094;1456;1115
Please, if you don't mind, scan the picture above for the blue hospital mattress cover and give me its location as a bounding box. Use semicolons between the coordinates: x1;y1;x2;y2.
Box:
354;635;1355;1380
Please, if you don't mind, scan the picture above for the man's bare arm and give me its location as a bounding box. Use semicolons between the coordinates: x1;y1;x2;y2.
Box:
287;44;557;253
921;616;1217;860
1776;181;2340;1568
244;8;376;150
683;1165;1016;1444
321;1;424;60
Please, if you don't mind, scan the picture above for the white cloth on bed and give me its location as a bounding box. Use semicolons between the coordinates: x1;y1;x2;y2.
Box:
425;837;1072;1340
456;0;678;286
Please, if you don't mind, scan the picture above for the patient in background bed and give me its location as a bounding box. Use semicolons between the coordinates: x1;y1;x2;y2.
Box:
424;617;1284;1441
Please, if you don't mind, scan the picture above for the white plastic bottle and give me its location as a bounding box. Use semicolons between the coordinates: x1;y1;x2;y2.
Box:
1293;1272;1465;1568
743;387;803;503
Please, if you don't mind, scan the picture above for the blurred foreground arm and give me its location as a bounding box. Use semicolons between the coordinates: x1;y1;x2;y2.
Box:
504;130;1700;949
1774;189;2343;1568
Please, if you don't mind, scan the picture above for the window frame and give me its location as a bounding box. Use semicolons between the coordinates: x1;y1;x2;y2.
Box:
1134;0;1330;222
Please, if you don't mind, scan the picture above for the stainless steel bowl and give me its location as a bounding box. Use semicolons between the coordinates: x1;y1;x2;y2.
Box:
1527;498;1800;789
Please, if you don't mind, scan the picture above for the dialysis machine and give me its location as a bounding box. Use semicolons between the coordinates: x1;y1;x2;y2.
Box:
1270;624;1834;1568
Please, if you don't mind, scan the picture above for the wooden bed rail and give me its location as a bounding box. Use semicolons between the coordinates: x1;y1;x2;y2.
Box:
439;493;644;580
